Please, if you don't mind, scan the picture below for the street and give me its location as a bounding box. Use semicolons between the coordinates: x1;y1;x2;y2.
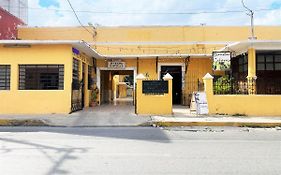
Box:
0;127;281;175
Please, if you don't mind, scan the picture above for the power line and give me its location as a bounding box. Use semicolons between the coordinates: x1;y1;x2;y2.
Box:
0;4;279;15
65;0;95;36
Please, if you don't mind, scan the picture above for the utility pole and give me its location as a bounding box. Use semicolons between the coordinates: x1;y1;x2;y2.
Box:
241;0;256;40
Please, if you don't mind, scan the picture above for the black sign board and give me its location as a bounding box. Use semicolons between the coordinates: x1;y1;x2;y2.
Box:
142;80;168;94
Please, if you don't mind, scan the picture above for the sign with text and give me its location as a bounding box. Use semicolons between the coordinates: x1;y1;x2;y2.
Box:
108;61;126;69
142;80;168;94
212;51;231;71
190;92;209;115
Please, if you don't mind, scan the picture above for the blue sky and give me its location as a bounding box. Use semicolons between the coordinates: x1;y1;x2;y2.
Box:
28;0;281;26
39;0;60;8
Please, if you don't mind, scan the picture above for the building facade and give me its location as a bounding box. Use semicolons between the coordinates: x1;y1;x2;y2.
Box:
0;6;25;39
0;40;96;114
1;25;281;114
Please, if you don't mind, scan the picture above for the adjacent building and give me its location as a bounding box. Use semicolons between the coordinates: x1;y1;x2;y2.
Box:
0;0;27;39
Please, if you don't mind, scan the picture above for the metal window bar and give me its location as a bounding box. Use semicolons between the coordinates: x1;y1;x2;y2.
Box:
19;65;64;90
257;78;281;94
213;77;249;95
72;59;80;90
88;65;93;90
0;65;11;90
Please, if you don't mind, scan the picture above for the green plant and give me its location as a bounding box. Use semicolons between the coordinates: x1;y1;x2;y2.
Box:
214;76;233;94
90;85;99;106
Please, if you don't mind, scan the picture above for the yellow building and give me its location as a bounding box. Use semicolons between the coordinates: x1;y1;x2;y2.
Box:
1;25;281;115
0;40;97;114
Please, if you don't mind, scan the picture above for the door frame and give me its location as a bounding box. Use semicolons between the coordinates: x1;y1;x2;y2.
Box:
97;66;137;105
158;63;185;105
158;63;185;90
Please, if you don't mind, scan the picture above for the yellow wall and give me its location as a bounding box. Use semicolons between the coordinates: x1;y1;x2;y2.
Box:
0;44;73;114
18;26;281;55
72;52;93;108
208;95;281;116
118;83;127;98
204;76;281;116
96;58;211;105
136;78;172;115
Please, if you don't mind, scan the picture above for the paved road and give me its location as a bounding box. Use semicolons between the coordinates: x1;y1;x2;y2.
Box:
0;127;280;175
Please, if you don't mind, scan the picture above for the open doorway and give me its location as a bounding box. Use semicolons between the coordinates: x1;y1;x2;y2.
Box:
160;66;182;105
100;70;134;106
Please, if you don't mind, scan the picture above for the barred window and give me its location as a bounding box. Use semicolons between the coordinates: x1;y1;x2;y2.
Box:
88;65;93;90
19;65;64;90
72;58;80;90
0;65;10;90
257;54;281;71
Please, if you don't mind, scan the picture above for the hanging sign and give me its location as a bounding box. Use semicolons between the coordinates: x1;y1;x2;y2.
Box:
212;51;231;71
108;61;126;69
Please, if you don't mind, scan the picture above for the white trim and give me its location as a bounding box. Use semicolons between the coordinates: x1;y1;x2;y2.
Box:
220;40;281;55
158;63;185;79
157;63;185;91
0;40;102;59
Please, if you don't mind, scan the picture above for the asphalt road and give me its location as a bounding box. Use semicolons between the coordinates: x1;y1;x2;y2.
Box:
0;127;280;175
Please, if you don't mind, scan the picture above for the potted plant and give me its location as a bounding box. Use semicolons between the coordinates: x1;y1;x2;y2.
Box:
90;84;99;107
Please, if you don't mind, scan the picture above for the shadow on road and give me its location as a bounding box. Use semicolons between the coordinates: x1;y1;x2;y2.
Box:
0;127;171;143
0;127;170;175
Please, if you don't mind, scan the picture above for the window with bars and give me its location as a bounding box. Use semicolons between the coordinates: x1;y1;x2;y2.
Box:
257;54;281;71
72;58;80;90
0;65;10;90
238;54;248;73
88;65;93;90
19;65;64;90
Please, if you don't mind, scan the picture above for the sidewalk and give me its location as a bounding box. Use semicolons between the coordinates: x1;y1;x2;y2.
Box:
1;110;281;127
0;108;151;127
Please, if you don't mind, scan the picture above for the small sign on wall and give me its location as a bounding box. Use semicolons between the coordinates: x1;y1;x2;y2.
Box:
108;61;126;69
142;81;169;94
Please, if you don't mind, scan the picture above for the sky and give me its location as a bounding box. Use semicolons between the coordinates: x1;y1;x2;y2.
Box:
27;0;281;26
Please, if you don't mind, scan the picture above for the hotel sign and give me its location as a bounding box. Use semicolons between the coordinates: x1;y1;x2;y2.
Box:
212;51;231;71
108;61;126;69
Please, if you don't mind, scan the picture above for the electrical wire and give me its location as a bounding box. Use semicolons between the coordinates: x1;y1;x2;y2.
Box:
65;0;95;36
0;4;279;15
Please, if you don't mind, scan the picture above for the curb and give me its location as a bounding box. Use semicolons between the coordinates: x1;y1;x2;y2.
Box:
153;121;281;128
0;119;49;126
1;118;281;128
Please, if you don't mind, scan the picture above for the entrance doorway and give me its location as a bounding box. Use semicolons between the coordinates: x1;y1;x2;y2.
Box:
100;70;134;106
161;66;182;105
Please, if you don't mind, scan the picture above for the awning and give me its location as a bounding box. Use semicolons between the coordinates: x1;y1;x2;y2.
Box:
220;40;281;56
0;40;102;59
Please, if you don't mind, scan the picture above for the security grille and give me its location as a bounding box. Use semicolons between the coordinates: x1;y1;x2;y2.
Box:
19;65;64;90
0;65;10;90
71;58;83;112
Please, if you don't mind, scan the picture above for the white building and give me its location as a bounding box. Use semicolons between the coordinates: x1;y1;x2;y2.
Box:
0;0;28;23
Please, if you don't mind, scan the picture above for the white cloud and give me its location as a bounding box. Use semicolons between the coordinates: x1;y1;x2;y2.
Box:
255;9;281;25
27;0;281;26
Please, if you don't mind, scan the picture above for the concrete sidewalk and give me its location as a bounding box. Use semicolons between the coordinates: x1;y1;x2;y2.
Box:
1;111;281;127
0;108;152;127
